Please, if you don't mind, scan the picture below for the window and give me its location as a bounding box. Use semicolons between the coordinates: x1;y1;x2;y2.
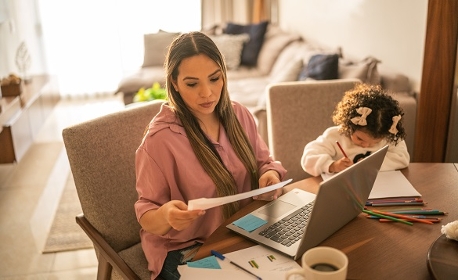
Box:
38;0;201;96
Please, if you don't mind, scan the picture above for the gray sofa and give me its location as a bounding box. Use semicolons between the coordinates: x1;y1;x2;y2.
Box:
115;23;417;155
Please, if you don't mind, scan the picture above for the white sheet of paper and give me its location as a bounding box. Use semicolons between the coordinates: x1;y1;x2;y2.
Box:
178;266;288;280
178;245;302;280
321;170;421;199
368;170;421;199
187;179;293;210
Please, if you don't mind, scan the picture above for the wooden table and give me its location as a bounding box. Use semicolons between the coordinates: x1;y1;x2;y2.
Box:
194;163;458;280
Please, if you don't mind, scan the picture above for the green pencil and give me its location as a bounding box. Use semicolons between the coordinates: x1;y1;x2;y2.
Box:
362;209;413;226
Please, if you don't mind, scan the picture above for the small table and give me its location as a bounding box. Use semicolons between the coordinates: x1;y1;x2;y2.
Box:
194;163;458;280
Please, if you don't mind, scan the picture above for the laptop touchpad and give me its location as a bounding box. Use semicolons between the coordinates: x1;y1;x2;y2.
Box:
257;200;297;218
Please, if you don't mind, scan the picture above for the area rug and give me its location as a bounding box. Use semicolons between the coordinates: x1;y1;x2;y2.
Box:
42;173;93;253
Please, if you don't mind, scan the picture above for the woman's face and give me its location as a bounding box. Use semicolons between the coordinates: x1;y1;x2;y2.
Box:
351;129;383;148
172;54;223;120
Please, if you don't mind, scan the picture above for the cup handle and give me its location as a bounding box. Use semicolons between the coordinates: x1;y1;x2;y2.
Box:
285;268;305;280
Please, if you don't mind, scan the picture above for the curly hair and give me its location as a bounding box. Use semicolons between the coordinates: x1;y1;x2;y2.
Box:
332;83;406;144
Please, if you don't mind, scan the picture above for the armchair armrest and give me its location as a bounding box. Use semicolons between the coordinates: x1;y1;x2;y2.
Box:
76;214;140;280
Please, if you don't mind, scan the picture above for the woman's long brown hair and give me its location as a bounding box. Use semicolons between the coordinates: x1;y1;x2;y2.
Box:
164;31;258;219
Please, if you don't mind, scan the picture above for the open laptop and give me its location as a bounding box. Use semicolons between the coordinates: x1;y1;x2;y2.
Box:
227;145;389;260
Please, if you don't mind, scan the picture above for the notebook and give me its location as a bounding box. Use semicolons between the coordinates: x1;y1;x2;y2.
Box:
226;145;389;260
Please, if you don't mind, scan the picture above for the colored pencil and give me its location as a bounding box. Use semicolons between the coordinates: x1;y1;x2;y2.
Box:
362;209;413;226
379;218;441;223
390;210;447;215
366;215;440;220
366;198;423;203
371;209;434;225
367;201;425;207
336;141;348;158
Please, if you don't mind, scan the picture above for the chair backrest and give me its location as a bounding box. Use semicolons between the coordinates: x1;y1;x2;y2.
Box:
267;79;360;182
62;100;164;252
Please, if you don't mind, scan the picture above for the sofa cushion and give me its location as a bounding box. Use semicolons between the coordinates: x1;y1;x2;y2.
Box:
269;41;307;79
142;31;179;68
117;67;166;94
227;76;270;108
254;59;303;108
298;53;339;81
381;73;412;93
224;21;269;66
270;58;303;83
269;41;340;80
256;25;302;75
339;56;381;85
209;34;249;70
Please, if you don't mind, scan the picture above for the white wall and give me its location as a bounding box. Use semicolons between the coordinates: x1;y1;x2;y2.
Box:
0;0;46;79
277;0;428;93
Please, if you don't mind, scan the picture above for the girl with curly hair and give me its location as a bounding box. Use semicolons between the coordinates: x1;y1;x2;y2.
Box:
301;83;410;177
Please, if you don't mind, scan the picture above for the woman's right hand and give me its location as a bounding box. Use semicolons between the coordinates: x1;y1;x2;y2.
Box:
164;200;206;231
139;200;205;235
329;157;352;173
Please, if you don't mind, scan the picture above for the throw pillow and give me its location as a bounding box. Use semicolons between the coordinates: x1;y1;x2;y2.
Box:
339;56;382;85
270;58;303;83
256;25;302;75
142;31;179;68
298;54;339;81
224;21;269;66
209;34;250;70
257;58;303;108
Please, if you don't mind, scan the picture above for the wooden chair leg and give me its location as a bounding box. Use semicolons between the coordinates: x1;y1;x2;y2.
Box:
97;255;113;280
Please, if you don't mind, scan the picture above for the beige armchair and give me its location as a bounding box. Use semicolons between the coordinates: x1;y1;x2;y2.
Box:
62;100;165;280
265;79;360;182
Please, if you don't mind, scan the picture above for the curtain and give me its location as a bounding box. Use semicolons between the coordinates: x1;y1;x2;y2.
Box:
201;0;276;29
252;0;267;23
37;0;201;97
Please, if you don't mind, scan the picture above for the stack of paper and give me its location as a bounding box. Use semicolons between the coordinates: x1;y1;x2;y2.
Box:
178;245;302;280
322;170;421;199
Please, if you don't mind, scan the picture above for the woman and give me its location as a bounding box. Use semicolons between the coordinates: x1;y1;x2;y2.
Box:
134;31;287;280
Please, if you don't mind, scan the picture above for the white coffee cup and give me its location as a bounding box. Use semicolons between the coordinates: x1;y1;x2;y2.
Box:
285;246;348;280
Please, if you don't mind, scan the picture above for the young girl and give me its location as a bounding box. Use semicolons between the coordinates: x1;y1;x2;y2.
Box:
301;83;410;177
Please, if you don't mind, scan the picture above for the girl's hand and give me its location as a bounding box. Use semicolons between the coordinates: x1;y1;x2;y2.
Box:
329;157;353;173
254;170;282;201
163;200;205;231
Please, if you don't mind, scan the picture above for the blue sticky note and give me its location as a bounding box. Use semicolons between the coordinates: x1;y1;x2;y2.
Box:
232;214;267;232
187;255;221;269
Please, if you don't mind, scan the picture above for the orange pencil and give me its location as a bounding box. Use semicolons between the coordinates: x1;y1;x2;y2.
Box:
371;209;434;225
336;141;348;158
379;218;441;223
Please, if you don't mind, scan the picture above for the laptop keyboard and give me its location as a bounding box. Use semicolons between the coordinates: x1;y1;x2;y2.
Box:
258;201;314;247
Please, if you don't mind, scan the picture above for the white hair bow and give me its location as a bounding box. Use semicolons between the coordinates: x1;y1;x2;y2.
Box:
389;115;401;134
351;107;372;126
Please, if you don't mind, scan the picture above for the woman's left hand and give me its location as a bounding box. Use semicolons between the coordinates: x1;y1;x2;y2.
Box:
254;170;282;201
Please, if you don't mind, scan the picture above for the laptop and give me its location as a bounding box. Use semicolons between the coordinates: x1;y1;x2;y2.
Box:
227;145;388;260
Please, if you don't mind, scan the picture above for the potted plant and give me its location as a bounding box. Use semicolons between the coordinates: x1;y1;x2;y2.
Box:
133;82;167;102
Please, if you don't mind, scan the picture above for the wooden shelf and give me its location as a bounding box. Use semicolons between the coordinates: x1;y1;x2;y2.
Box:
0;75;60;163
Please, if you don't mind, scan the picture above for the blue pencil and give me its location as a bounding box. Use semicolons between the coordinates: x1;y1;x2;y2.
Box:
390;210;446;215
